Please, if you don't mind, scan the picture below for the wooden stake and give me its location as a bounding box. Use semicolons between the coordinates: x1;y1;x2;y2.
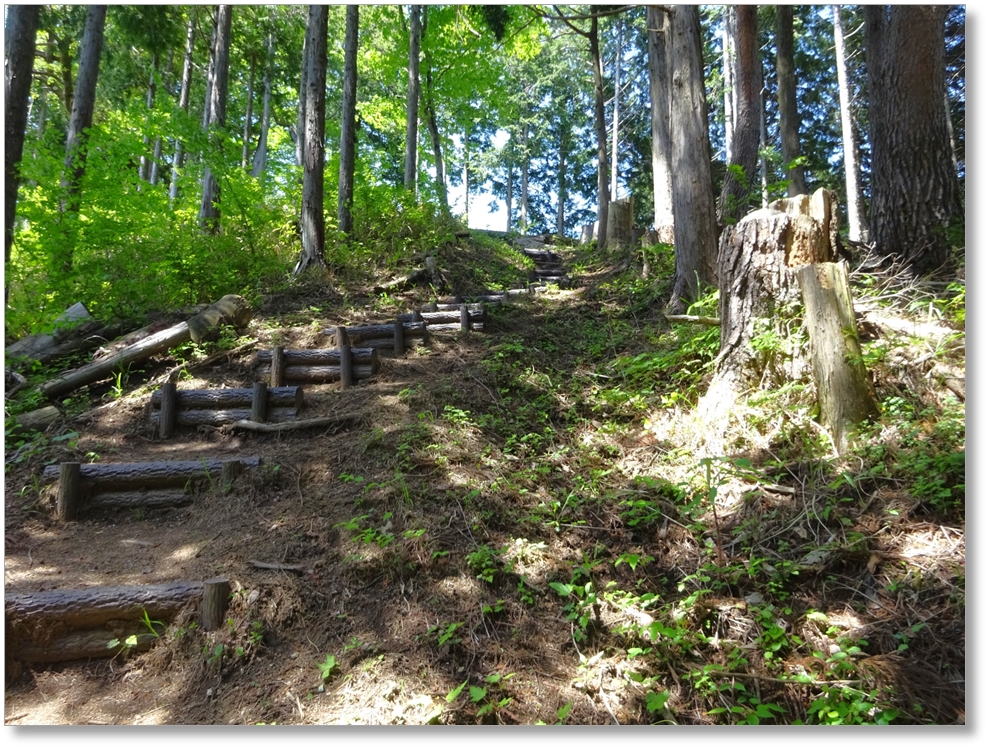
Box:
251;382;268;423
221;459;243;494
393;319;405;356
271;345;286;387
338;327;353;389
201;577;231;631
158;382;178;439
460;304;470;334
56;463;82;521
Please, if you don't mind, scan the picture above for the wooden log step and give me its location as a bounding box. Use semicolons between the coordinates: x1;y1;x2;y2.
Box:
273;363;378;384
397;308;486;325
6;581;204;663
150;407;298;428
88;488;194;509
255;348;378;367
325;321;426;345
436;293;507;305
43;457;262;489
150;385;304;409
422;322;485;332
424;302;487;313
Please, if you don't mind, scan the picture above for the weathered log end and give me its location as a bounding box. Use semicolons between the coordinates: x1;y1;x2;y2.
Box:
187;294;253;344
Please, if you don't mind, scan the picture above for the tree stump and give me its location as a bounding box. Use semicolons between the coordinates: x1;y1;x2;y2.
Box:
607;197;635;249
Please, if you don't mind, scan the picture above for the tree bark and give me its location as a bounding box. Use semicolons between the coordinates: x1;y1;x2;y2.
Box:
43;457;262;489
718;4;761;226
647;5;674;243
5;3;40;292
776;6;807;197
295;4;328;275
865;5;959;274
138;55;159;184
57;5;107;272
338;4;359;235
722;5;735;164
251;30;274;178
170;11;197;207
295;30;307;168
832;6;868;243
241;53;256;169
590;16;609;247
667;5;718;312
199;5;233;233
520;123;530;231
610;18;623;201
404;5;422;192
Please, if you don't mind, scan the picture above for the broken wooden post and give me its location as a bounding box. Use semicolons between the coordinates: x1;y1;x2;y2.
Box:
338;327;353;389
796;261;878;452
158;382;178;439
428;300;439;312
201;577;231;631
271;345;286;387
251;382;268;423
56;463;81;521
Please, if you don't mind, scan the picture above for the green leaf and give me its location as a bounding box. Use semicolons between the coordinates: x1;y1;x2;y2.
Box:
445;680;468;702
469;685;487;703
645;690;670;714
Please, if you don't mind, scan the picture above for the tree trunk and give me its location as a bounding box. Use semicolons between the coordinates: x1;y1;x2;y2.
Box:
557;127;568;236
865;5;959;274
170;11;196;208
607;198;634;249
506;151;513;233
667;5;718;312
722;5;735;164
138;55;159;184
590;16;609;247
241;53;255;169
199;5;232;234
294;4;328;275
520;123;530;231
57;4;107;272
338;4;359;235
404;5;422;192
421;8;448;214
251;30;274;178
610;18;623;200
4;3;40;296
832;6;868;242
647;5;674;243
295;30;307;168
718;4;761;226
776;5;807;197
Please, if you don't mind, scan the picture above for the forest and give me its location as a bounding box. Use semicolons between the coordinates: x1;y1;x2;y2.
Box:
4;4;965;726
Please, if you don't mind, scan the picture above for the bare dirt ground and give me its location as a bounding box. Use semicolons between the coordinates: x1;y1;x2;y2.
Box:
4;242;966;726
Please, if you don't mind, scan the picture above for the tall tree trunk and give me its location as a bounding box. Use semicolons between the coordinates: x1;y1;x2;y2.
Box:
241;54;256;169
57;4;107;273
506;150;513;233
338;4;359;236
776;5;807;197
832;6;868;242
421;10;447;214
252;30;274;179
199;5;232;234
138;55;159;185
610;18;622;200
404;5;422;192
520;123;529;232
667;4;719;312
722;5;735;164
718;4;761;226
170;12;196;207
294;4;328;274
557;128;568;236
5;3;40;294
647;5;674;243
865;5;960;273
295;31;307;168
590;16;609;247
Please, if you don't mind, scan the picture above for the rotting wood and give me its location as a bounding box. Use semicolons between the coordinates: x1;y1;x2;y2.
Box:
39;295;253;399
42;457;262;488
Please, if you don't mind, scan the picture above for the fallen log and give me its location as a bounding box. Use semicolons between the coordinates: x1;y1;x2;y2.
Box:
255;348;378;366
150;385;305;410
219;414;360;434
422;322;485;332
8;405;61;434
6;302;93;362
255;364;377;384
42;457;262;489
40;295;253;400
325;321;427;345
397;308;486;325
372;256;444;293
88;488;194;510
150;407;298;428
665;314;721;326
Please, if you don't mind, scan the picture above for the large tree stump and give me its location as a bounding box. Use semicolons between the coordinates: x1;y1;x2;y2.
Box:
697;189;846;454
607;197;635;248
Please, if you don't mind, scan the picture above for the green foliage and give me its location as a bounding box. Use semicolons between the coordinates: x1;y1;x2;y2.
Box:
318;653;339;682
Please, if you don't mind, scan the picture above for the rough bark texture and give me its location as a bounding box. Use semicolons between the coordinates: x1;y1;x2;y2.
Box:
338;4;359;234
295;4;328;274
647;5;675;243
5;4;40;280
718;5;761;227
607;198;635;250
797;261;878;452
833;6;868;242
775;6;807;197
198;5;232;233
150;385;304;409
865;5;960;274
722;5;735;164
590;16;610;246
43;457;261;488
667;5;719;312
404;6;422;192
241;54;255;169
251;30;274;178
